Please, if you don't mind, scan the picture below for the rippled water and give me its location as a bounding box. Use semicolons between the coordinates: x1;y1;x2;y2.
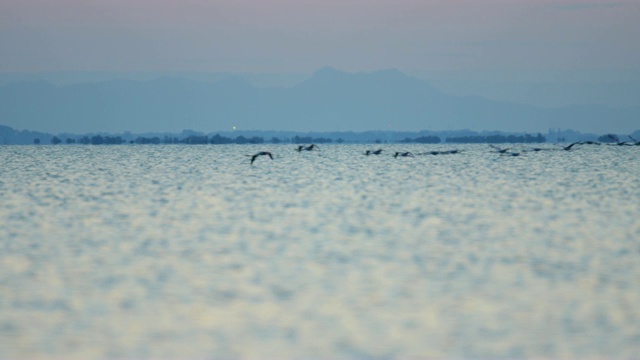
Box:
1;144;639;358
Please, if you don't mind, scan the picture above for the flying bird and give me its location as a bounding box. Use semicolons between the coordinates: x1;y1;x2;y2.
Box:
490;145;519;156
365;149;383;156
393;152;415;158
563;142;580;151
419;149;461;156
579;141;600;145
296;144;319;152
489;145;510;154
248;151;273;165
443;149;461;154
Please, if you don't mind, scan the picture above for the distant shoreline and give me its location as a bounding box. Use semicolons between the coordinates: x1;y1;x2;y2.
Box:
3;124;638;146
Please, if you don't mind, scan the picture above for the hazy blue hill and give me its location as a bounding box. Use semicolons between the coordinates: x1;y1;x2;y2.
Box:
284;68;447;131
0;124;53;144
0;68;638;134
285;68;557;132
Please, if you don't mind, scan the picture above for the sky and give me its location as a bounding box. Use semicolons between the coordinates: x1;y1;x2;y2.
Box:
1;0;639;74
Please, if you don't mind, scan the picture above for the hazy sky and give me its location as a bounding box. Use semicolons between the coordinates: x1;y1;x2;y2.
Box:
1;0;639;74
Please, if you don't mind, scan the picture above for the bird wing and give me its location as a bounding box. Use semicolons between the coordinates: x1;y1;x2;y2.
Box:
565;142;578;150
490;145;507;152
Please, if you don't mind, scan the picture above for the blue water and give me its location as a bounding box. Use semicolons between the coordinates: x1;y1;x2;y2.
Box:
1;144;639;357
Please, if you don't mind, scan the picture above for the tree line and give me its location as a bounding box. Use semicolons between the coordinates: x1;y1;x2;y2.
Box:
399;135;441;144
40;133;548;145
445;133;546;143
44;134;345;145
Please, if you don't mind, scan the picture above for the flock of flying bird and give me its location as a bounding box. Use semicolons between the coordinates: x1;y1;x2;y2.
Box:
247;135;640;165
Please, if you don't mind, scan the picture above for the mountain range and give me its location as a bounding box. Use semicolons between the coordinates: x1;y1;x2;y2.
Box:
1;67;638;134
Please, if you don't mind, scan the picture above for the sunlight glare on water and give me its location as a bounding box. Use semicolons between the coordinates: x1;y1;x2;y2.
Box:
0;144;639;357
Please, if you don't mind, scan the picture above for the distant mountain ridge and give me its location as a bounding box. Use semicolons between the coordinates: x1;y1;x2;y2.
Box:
1;67;638;134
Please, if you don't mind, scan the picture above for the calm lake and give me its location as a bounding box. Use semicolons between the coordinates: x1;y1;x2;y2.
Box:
1;144;639;357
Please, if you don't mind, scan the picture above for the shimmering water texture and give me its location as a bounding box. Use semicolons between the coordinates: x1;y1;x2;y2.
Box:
1;144;639;358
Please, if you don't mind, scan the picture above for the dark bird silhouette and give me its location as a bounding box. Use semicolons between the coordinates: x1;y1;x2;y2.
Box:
489;145;510;154
443;149;461;154
563;142;580;151
248;151;273;165
420;149;461;155
296;144;319;152
490;145;519;156
365;149;383;156
523;146;556;152
393;152;415;158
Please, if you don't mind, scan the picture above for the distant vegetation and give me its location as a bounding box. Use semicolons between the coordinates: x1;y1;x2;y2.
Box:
446;133;546;144
68;134;268;145
3;124;639;145
290;135;334;144
60;133;543;145
400;136;441;144
43;133;337;145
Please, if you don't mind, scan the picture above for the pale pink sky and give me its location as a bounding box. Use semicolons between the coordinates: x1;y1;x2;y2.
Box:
1;0;638;73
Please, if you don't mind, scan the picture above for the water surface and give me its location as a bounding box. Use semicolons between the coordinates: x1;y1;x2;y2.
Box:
1;144;639;357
